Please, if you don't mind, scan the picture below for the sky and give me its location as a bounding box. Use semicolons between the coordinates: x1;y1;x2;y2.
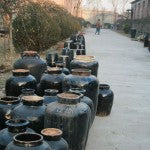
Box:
82;0;134;13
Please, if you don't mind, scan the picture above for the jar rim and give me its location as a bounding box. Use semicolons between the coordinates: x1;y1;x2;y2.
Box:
41;128;62;137
14;133;43;147
23;51;38;55
0;96;19;104
71;69;91;76
22;96;43;102
12;69;29;74
99;84;110;90
6;119;29;127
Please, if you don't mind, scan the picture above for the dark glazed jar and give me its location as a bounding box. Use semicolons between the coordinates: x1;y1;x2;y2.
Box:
5;133;51;150
55;62;70;75
19;89;36;100
69;88;94;125
97;84;114;116
63;69;99;118
13;51;47;83
45;92;91;150
0;119;34;150
0;97;20;130
5;69;37;97
41;128;68;150
70;55;99;77
46;52;58;67
38;67;65;96
11;96;46;133
43;89;58;105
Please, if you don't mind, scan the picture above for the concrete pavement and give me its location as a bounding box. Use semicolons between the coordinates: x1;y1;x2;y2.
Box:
86;29;150;150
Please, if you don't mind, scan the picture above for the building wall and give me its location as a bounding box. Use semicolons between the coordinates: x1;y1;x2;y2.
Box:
81;9;116;25
131;0;150;33
132;0;150;19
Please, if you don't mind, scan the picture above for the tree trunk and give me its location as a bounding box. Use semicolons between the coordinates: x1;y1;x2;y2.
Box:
9;14;13;63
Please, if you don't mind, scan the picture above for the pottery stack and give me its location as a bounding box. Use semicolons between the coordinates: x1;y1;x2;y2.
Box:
0;32;114;150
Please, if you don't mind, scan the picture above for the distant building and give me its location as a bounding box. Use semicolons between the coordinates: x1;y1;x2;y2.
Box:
80;9;118;25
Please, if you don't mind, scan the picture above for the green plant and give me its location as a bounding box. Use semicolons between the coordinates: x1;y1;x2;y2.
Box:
12;1;82;52
123;23;131;34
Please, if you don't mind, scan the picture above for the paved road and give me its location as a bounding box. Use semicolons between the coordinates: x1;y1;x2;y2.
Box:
86;29;150;150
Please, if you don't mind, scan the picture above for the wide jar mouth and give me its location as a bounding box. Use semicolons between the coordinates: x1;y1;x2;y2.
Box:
21;89;35;95
71;69;91;76
99;84;110;90
14;133;43;147
41;128;62;141
57;92;81;104
75;55;95;62
22;96;43;106
6;119;29;127
44;89;59;96
69;88;86;96
47;67;62;74
6;119;29;133
0;96;19;104
23;51;38;57
12;69;30;76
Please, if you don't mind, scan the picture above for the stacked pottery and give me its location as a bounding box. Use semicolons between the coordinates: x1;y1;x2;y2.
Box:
46;52;58;67
0;119;34;150
5;69;37;97
0;97;21;130
5;133;51;150
11;96;46;133
38;67;65;96
41;128;69;150
43;89;58;105
70;55;99;77
97;84;114;116
44;92;91;150
63;69;99;119
13;51;47;83
55;62;70;75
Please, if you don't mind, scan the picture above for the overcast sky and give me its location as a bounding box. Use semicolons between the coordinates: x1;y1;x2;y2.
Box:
82;0;134;13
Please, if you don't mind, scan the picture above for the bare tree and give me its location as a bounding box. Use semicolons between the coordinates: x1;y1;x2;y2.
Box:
111;0;119;23
121;0;129;15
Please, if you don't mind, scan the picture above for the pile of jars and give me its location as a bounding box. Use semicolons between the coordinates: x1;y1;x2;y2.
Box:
0;32;114;150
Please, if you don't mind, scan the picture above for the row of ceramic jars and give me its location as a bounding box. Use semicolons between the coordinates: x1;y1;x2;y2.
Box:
0;119;68;150
0;92;91;150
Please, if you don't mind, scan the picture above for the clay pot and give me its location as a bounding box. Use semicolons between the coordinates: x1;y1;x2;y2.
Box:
70;55;99;77
0;119;34;150
55;62;70;75
63;69;99;119
5;69;37;97
69;88;94;125
0;96;20;130
41;128;68;150
97;84;114;116
13;51;47;83
11;96;46;133
46;52;58;67
5;133;51;150
38;67;65;96
59;55;70;70
43;89;58;105
45;92;91;150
